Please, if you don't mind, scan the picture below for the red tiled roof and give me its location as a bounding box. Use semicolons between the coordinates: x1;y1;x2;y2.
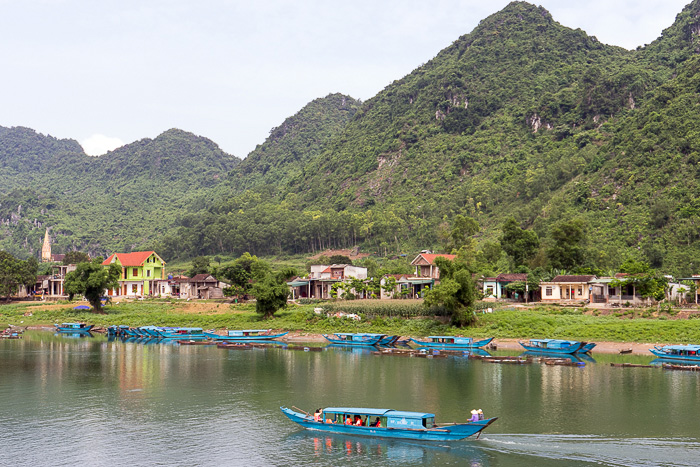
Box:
102;251;157;267
322;266;332;273
413;253;457;265
189;274;217;283
551;275;596;283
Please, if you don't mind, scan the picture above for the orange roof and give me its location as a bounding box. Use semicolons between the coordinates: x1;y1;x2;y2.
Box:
415;253;456;265
102;251;160;267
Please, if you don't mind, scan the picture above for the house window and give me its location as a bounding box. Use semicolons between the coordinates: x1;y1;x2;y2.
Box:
132;284;138;293
146;270;151;277
485;286;494;296
577;287;582;296
133;268;138;277
545;287;553;297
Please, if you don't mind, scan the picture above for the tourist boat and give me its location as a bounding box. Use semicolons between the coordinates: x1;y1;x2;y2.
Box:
378;335;400;346
649;344;700;362
581;342;597;353
203;329;288;341
280;406;497;441
156;327;207;340
518;339;586;354
54;323;94;333
409;336;494;349
322;333;385;346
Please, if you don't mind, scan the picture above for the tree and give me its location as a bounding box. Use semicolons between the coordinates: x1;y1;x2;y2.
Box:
547;218;587;269
64;259;121;312
381;275;398;299
445;215;479;252
187;256;210;277
498;218;540;267
328;255;353;265
0;251;37;301
251;267;296;318
423;257;476;327
63;251;90;265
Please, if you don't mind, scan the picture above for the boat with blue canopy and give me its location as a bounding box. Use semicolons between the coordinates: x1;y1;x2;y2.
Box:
156;327;207;340
203;329;288;341
409;336;494;349
281;406;497;441
519;339;586;354
322;333;385;346
649;344;700;362
54;323;94;333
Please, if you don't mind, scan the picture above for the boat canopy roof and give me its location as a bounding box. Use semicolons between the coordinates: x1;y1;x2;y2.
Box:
529;339;578;345
323;408;434;419
662;345;700;351
333;333;383;337
428;335;471;340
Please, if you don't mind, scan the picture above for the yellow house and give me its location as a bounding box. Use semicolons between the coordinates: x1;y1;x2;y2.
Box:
102;251;166;297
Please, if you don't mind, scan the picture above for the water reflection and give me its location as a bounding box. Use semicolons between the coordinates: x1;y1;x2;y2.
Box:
285;431;489;465
519;351;595;364
54;332;94;339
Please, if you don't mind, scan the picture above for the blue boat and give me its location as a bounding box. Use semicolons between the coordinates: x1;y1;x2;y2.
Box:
378;335;400;346
156;327;207;340
203;329;289;341
581;342;597;353
649;344;700;362
54;323;94;333
518;339;586;354
322;333;385;346
409;336;494;349
281;406;497;441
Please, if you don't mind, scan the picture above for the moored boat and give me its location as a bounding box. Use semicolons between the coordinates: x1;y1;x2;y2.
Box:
409;336;494;349
280;406;497;441
322;333;385;346
649;344;700;362
54;322;94;333
203;329;288;341
156;327;206;340
518;339;586;354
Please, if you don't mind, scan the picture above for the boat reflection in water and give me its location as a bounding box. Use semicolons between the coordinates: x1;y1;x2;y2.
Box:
325;343;378;355
54;331;94;339
285;431;488;465
519;351;596;364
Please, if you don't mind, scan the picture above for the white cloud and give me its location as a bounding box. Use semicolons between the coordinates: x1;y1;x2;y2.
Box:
81;134;124;156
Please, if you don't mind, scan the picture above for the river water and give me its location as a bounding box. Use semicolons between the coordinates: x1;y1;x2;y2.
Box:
1;332;699;466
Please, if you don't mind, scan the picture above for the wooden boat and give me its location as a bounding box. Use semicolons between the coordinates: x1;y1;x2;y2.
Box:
54;323;94;333
610;363;654;368
322;333;385;346
177;340;216;345
281;406;497;441
518;339;586;354
378;335;400;345
203;329;288;341
216;342;251;350
661;362;700;371
409;336;494;349
619;348;633;354
650;344;700;362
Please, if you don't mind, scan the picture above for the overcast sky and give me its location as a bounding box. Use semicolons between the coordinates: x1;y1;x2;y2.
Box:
0;0;691;158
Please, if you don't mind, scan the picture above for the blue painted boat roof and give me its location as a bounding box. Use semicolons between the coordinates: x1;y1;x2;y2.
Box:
529;339;578;344
661;345;700;351
230;329;269;333
323;408;434;418
333;333;383;337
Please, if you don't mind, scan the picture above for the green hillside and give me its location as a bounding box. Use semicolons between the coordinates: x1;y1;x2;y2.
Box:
162;0;700;277
0;128;239;258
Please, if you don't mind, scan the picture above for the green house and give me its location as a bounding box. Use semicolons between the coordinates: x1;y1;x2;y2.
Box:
102;251;166;297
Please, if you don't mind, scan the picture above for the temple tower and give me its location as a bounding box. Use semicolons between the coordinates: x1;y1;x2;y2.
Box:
41;228;52;262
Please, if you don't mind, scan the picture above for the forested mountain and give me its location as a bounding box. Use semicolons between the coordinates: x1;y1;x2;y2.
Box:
0;128;239;258
5;1;700;278
160;0;700;277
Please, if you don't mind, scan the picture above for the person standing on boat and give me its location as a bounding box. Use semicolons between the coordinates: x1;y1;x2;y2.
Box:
469;409;479;422
314;409;322;422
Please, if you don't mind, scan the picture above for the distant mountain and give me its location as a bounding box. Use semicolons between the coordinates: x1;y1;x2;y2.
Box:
162;0;700;276
0;127;239;258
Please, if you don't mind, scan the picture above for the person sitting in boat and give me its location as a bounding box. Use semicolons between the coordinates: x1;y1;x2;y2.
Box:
477;409;484;420
469;409;479;422
353;415;363;426
314;409;322;422
344;416;353;425
372;417;381;427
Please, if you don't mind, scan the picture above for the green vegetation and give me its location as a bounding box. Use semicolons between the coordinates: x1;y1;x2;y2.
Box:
4;2;700;281
64;260;121;311
0;252;36;301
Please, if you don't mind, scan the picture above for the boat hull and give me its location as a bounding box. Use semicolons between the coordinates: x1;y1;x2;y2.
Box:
280;407;495;441
203;331;288;341
410;337;494;349
322;335;383;346
518;342;585;354
54;325;94;333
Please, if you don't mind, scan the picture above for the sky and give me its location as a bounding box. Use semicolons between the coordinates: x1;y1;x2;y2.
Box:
0;0;691;158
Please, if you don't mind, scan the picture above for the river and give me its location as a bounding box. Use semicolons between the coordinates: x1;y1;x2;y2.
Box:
1;332;699;466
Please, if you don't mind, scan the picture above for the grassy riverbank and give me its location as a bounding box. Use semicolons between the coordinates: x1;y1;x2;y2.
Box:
2;300;700;344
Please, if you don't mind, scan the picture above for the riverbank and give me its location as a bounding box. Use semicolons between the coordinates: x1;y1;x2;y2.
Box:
3;300;699;352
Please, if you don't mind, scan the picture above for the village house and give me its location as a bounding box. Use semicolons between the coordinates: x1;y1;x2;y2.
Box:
287;264;367;300
540;275;596;301
102;251;166;297
34;264;76;299
410;253;456;279
482;273;528;300
180;274;225;299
